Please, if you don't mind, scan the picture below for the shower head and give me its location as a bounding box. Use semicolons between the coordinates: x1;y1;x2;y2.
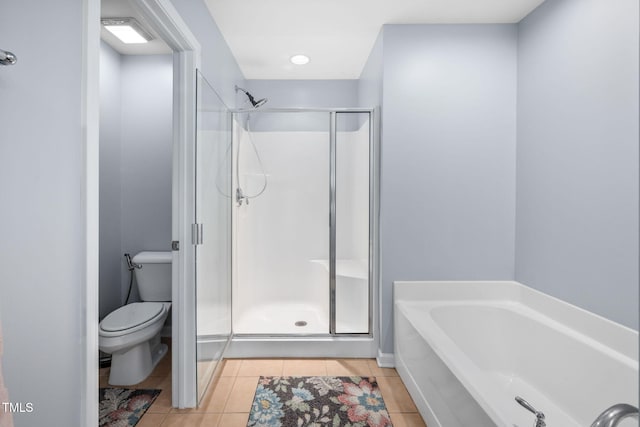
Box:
235;85;268;109
252;97;268;108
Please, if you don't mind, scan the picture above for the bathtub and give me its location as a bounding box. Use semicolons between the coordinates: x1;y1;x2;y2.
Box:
394;281;638;427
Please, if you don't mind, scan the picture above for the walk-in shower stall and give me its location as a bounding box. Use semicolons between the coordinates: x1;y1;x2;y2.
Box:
194;83;378;401
231;109;376;341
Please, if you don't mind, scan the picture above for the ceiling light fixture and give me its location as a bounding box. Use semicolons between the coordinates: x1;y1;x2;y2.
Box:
290;54;310;65
101;18;153;44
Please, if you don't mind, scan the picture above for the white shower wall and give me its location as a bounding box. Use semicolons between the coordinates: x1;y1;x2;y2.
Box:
232;115;370;335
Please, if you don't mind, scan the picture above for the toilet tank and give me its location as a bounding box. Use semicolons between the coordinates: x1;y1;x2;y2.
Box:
132;251;172;302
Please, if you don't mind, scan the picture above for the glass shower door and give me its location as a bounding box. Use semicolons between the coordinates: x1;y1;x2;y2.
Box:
335;112;371;334
195;71;232;402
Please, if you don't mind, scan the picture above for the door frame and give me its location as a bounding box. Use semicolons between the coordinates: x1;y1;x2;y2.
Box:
128;0;202;409
85;0;201;422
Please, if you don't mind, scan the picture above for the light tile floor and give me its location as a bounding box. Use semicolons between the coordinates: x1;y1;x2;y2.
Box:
100;349;426;426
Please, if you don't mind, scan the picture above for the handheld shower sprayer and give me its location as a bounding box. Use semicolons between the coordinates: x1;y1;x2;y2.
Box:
124;253;141;271
233;109;268;208
235;85;268;109
123;253;141;305
236;187;249;206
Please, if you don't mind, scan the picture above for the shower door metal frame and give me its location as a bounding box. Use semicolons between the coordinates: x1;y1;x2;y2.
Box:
329;111;337;334
230;107;378;340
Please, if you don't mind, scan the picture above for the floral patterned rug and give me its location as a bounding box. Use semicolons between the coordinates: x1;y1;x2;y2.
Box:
248;376;392;427
99;388;161;427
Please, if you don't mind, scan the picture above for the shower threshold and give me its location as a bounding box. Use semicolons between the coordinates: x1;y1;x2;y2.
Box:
227;334;376;358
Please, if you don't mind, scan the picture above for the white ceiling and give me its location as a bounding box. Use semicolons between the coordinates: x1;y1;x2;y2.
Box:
100;0;547;77
205;0;545;80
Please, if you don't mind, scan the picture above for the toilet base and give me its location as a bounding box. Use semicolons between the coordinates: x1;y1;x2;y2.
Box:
108;333;168;386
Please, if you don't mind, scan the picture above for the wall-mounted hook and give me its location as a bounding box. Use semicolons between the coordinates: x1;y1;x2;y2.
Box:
0;49;17;65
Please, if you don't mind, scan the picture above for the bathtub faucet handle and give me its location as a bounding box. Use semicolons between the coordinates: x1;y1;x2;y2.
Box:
515;396;546;427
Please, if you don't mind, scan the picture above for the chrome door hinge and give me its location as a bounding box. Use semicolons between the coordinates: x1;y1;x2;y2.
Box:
171;241;180;251
191;223;203;245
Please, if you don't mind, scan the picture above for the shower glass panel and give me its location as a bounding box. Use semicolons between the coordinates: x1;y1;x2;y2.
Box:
233;111;330;334
195;71;232;402
335;112;370;334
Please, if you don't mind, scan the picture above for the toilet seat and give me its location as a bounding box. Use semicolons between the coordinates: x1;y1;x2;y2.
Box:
100;302;167;337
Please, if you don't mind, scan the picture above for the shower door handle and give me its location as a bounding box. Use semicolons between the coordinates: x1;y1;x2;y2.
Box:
192;223;203;245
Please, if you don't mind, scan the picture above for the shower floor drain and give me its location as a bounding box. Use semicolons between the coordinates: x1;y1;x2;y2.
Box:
294;320;308;327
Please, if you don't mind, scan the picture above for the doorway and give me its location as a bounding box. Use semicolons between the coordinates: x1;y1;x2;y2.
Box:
94;0;203;417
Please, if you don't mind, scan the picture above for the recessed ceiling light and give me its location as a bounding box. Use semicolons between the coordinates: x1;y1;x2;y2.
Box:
101;18;153;44
290;54;310;65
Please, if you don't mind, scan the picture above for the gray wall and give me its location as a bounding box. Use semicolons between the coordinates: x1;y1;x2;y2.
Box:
169;0;245;107
119;54;174;302
245;80;359;108
358;29;384;352
378;24;518;354
358;30;384;111
99;48;174;319
0;1;86;425
515;0;639;329
100;42;124;319
242;79;359;131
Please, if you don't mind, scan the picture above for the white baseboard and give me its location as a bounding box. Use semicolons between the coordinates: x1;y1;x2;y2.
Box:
376;350;395;368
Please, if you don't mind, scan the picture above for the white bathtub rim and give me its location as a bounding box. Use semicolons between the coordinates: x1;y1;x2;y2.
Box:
394;280;638;359
399;300;637;370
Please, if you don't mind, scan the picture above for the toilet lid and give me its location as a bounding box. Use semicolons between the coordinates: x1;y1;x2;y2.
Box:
101;302;165;332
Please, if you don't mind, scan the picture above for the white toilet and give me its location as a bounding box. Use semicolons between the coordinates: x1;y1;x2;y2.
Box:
99;251;172;386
